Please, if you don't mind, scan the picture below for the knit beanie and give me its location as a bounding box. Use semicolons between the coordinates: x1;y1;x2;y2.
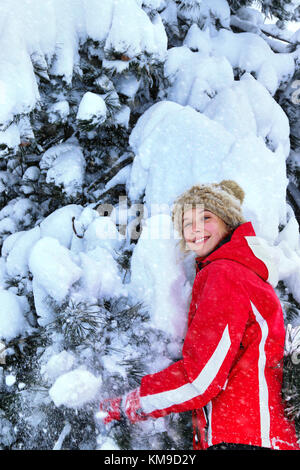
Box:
171;180;246;252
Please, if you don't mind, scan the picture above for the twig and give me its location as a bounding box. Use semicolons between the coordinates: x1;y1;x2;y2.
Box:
72;216;84;238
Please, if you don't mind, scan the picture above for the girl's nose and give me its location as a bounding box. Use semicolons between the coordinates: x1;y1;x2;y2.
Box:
192;219;203;233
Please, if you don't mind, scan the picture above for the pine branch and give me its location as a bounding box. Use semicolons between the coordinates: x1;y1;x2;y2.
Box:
0;328;49;358
46;299;107;348
88;154;133;193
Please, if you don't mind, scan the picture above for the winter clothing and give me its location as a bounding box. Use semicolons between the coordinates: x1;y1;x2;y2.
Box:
172;180;246;252
99;389;148;425
111;222;299;450
124;388;149;423
100;397;122;424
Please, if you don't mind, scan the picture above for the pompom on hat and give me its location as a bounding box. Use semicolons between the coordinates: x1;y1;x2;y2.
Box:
171;180;246;252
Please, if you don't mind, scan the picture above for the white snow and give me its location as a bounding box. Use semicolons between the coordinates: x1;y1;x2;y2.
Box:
53;422;71;450
39;204;83;249
47;0;84;84
22;166;40;182
76;92;107;126
0;123;20;150
0;0;167;127
82;216;124;254
41;350;76;383
210;29;295;95
177;0;230;29
48;100;70;123
129;214;191;340
0;290;28;341
204;73;290;155
290;27;300;43
40;142;86;197
49;368;102;408
5;374;16;387
28;236;82;303
114;105;131;128
183;24;212;54
277;206;300;252
165;45;234;111
104;164;132;192
0;197;39;240
104;0;167;60
97;435;120;451
0;1;40;128
127;89;289;241
276;241;300;305
31;278;57;327
235;6;265;26
115;73;141;100
78;247;125;301
128;100;235;208
175;26;296;97
4;227;41;278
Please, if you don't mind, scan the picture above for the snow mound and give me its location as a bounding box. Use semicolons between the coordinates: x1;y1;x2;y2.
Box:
40;142;86;197
128;100;235;208
79;247;125;301
177;0;230;29
129;213;191;340
203;72;290;155
0;289;29;341
165;45;234;111
4;226;40;278
235;6;265;26
127;96;289;242
39;204;83;249
104;0;167;60
0;198;39;240
49;368;101;408
76;92;107;126
211;28;295;95
83;216;124;254
28;236;82;303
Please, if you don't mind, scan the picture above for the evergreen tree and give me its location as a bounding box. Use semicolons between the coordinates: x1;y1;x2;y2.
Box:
0;0;299;450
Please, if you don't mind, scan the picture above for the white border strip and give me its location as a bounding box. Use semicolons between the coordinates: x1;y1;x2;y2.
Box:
250;301;271;448
206;401;213;447
141;325;231;414
245;236;278;287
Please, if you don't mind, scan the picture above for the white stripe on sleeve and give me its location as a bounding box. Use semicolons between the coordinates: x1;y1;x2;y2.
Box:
140;325;231;414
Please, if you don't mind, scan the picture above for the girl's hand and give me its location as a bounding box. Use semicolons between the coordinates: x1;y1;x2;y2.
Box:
99;396;122;424
99;388;148;425
124;388;148;423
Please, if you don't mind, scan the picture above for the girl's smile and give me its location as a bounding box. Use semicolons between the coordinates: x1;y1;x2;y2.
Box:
182;208;230;257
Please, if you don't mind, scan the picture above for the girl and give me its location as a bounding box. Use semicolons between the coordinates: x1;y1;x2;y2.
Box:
100;180;299;450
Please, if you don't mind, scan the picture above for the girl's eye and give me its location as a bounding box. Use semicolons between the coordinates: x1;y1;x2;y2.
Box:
184;223;191;228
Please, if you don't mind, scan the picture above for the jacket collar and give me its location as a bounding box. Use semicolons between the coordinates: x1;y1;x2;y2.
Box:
195;222;276;285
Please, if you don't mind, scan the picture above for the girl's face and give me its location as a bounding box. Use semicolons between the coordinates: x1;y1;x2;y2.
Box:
182;208;230;257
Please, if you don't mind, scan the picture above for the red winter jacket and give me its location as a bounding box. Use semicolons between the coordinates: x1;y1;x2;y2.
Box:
137;222;299;450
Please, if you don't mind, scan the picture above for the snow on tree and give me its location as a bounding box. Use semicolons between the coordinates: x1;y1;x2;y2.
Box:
0;0;299;450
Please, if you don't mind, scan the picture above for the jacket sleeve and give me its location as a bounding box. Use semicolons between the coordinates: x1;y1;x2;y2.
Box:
138;262;251;419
